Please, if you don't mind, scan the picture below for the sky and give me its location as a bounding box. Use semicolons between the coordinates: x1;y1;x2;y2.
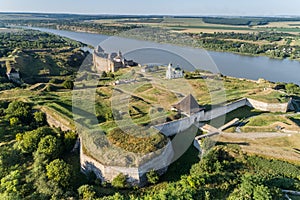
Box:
0;0;300;16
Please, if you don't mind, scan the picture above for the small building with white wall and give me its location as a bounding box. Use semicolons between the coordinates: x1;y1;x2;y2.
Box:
166;63;184;79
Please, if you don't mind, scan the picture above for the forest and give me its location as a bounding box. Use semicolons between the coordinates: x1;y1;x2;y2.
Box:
1;100;300;200
202;16;300;26
0;30;88;88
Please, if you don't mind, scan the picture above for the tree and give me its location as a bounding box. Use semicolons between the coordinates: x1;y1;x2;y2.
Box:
146;169;159;184
9;117;19;126
100;193;124;200
16;127;53;154
63;131;78;152
6;101;32;123
37;135;62;159
201;137;215;153
253;185;272;200
285;83;300;94
34;111;46;126
228;173;272;200
0;170;22;199
111;173;127;188
78;185;96;200
46;159;72;188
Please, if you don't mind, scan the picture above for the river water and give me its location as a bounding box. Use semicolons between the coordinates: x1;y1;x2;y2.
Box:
29;27;300;85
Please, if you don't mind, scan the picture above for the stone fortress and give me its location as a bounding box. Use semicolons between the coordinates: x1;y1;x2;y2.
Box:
76;46;300;187
80;93;297;186
93;46;138;73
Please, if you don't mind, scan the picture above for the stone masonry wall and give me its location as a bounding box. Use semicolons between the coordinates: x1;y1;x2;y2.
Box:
203;98;248;121
246;98;289;113
153;110;205;136
80;139;174;186
41;107;73;131
153;98;292;136
80;97;292;186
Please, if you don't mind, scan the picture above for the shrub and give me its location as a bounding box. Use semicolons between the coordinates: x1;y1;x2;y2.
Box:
6;101;32;124
111;173;127;188
146;170;159;184
46;159;72;188
34;111;46;126
37;135;62;159
63;131;78;152
10;117;20;126
78;185;96;200
46;84;55;92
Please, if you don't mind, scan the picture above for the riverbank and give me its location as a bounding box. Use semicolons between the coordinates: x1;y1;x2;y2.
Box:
19;26;300;85
21;25;300;62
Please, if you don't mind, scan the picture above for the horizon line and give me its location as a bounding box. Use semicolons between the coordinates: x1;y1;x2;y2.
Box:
1;11;300;18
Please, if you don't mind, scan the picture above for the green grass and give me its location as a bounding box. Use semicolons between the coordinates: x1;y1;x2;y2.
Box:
169;25;253;31
260;27;300;33
134;83;153;93
207;106;264;128
247;91;289;103
107;127;168;154
246;115;290;126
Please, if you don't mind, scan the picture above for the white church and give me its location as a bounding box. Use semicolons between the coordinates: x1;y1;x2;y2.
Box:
166;63;184;79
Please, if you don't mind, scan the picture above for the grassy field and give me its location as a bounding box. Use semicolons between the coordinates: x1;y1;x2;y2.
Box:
207;106;264;128
256;21;300;28
224;113;300;133
217;133;300;164
92;17;300;35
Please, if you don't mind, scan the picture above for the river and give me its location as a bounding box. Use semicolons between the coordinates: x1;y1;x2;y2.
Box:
28;27;300;85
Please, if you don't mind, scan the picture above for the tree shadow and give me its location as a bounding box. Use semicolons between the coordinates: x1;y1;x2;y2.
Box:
216;141;249;146
160;145;200;182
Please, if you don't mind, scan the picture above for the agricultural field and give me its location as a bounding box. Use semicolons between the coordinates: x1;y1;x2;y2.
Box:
217;132;300;164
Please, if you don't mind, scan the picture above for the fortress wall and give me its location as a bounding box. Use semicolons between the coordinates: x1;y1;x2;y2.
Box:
193;139;202;152
80;140;174;186
202;98;248;121
154;96;289;135
153;98;249;136
80;95;293;186
247;98;289;113
41;107;73;131
93;53;113;73
153;111;204;136
138;141;174;175
80;141;140;185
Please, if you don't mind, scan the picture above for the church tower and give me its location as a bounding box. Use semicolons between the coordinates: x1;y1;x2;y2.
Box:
166;63;173;79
